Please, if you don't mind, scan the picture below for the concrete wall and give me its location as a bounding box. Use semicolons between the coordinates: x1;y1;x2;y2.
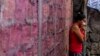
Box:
87;7;100;56
0;0;72;56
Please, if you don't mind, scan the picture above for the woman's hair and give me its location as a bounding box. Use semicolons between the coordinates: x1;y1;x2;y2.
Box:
73;0;85;23
73;13;86;22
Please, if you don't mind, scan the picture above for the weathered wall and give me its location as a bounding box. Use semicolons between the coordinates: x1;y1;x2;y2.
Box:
87;6;100;56
0;0;72;56
0;0;38;56
42;0;72;56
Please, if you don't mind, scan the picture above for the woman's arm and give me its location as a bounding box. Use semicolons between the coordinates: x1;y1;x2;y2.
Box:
72;24;85;42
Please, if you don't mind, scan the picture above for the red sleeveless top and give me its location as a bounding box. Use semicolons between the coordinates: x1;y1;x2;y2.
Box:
69;26;85;53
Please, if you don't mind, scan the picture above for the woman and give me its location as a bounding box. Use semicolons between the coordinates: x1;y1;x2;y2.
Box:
69;14;86;56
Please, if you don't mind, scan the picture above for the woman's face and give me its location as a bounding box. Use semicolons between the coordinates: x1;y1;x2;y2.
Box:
79;18;86;26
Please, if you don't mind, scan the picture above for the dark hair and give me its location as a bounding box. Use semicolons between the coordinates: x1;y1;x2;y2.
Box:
73;0;85;22
73;13;85;22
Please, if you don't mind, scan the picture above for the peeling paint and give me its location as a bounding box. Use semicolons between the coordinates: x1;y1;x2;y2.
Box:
0;0;72;56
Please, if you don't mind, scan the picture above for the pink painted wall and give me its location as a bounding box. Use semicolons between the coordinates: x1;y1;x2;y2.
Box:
42;0;72;56
0;0;72;56
0;0;38;56
64;0;73;52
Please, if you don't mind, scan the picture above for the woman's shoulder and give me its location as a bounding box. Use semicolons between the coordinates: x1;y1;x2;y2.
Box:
71;24;80;31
